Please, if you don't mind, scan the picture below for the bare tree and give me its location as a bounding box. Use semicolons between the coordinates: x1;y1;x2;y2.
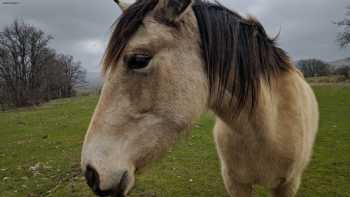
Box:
336;6;350;48
297;59;331;77
55;54;86;97
0;20;53;106
0;20;86;109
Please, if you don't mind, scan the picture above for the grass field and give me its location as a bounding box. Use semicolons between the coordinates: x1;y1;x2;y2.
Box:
0;85;349;197
306;75;350;84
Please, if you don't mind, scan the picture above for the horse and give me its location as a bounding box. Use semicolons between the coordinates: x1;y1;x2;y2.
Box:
81;0;319;196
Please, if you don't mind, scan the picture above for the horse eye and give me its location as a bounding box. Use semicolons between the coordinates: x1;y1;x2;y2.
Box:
125;54;152;70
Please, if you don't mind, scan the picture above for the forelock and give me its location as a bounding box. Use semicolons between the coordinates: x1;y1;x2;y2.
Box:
102;0;159;74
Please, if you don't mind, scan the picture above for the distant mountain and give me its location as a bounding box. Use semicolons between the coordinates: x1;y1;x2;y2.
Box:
86;71;103;88
329;57;350;69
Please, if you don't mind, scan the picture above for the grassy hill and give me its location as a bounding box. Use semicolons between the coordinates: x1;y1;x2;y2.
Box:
0;86;349;197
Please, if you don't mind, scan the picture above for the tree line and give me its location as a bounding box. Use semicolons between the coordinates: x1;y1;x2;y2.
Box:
0;20;86;110
296;59;349;78
297;6;350;79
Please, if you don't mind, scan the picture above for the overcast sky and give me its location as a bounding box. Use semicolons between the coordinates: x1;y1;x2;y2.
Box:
1;0;349;72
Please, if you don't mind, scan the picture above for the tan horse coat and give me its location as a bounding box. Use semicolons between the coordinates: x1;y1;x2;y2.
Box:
81;0;319;196
213;70;318;196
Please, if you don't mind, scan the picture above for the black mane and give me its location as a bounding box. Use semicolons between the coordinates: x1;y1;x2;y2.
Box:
192;1;291;113
103;0;292;114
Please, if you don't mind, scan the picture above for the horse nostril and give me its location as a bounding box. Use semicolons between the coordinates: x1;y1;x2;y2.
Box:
113;170;129;197
85;165;100;191
85;165;113;196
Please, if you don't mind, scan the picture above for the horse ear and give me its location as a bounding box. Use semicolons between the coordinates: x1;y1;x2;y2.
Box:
159;0;193;22
113;0;135;11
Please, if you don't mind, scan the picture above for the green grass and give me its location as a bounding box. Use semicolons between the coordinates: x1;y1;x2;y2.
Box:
0;86;349;197
306;75;350;84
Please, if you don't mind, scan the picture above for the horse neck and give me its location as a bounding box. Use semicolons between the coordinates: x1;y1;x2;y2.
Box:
208;66;299;134
208;75;274;131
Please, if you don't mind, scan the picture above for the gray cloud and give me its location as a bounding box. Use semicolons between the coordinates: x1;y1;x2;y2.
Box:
0;0;349;72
